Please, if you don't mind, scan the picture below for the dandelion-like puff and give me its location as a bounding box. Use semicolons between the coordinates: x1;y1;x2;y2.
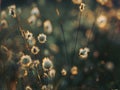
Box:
71;66;78;75
79;47;90;59
42;57;53;71
20;55;32;67
79;3;86;12
61;68;67;76
8;5;16;18
37;33;47;44
96;15;107;29
25;31;33;40
48;68;56;78
31;46;40;55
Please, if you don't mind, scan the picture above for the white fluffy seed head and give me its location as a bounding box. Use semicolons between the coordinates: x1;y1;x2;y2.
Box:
48;69;56;78
31;46;40;55
42;57;53;71
79;3;86;12
79;47;90;59
20;55;32;67
25;31;33;40
37;33;47;44
96;15;107;29
61;68;67;76
8;5;16;18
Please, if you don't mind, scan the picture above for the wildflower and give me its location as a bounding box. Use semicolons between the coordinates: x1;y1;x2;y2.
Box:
42;57;53;71
72;0;82;4
61;68;67;76
25;31;33;40
43;20;53;34
71;66;78;75
31;7;40;17
37;33;47;44
27;15;37;24
79;3;85;12
79;47;90;59
25;85;32;90
48;68;56;78
18;67;28;78
8;5;16;18
20;55;32;67
1;19;8;29
31;46;40;55
96;15;107;29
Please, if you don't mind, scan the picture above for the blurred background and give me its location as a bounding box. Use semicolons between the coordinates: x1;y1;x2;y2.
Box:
0;0;120;90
